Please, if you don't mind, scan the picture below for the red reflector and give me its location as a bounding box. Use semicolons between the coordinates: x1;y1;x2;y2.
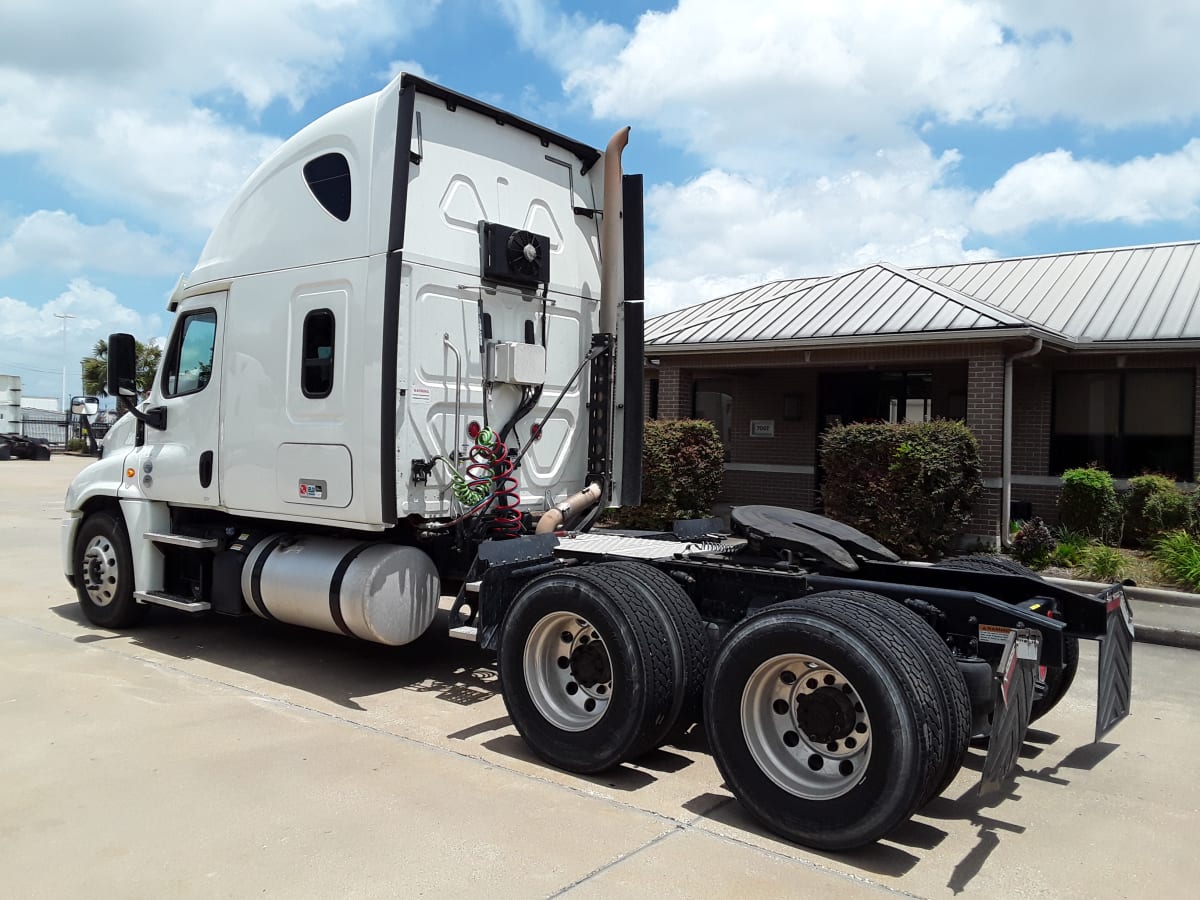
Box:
467;421;481;439
530;423;542;440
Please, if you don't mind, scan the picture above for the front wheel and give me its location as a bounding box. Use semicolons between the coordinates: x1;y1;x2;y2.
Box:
73;511;146;629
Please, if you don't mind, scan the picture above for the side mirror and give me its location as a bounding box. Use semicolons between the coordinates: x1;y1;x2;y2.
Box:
106;333;138;398
71;396;100;416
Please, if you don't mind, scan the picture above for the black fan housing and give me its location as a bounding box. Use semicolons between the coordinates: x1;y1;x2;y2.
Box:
480;222;550;288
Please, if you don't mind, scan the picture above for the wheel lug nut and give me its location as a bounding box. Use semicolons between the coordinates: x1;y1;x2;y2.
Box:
596;684;607;695
845;737;857;749
855;722;867;734
823;674;836;686
826;742;838;752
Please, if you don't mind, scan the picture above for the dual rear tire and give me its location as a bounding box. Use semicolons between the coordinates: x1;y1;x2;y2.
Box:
501;571;968;850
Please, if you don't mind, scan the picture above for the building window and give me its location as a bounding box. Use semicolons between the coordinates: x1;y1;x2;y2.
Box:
163;309;217;397
648;378;659;419
693;380;733;460
1051;369;1194;479
301;309;336;398
303;153;351;221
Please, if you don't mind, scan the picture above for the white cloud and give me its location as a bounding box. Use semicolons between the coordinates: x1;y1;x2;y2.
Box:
499;1;1200;314
973;140;1200;235
644;148;995;314
0;1;436;233
0;210;188;277
379;59;432;84
0;279;164;399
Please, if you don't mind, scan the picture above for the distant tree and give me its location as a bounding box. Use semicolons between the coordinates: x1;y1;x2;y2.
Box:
81;339;162;398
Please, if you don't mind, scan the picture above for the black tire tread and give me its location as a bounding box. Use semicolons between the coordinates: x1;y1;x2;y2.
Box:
805;590;972;801
599;561;708;743
74;511;146;629
780;597;947;814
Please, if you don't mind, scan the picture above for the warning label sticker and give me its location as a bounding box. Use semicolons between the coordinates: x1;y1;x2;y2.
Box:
978;623;1013;646
410;386;431;405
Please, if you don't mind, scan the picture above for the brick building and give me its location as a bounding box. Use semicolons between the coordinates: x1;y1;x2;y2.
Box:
644;242;1200;547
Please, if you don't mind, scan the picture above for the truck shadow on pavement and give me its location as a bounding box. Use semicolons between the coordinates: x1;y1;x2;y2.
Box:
51;602;499;713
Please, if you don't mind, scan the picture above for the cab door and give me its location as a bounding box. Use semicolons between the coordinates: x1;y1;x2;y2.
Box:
135;293;226;508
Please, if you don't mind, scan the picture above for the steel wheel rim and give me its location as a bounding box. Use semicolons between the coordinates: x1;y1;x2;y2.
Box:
81;535;119;607
741;653;872;800
523;611;613;732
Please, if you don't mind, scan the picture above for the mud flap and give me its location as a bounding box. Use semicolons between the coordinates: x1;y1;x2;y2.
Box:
1095;587;1135;742
979;628;1041;797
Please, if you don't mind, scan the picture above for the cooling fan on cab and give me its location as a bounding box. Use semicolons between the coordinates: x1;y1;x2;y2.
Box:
479;222;551;289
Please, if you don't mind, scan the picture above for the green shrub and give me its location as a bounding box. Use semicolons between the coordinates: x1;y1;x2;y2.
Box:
65;438;84;452
608;419;725;529
1058;467;1122;541
1152;530;1200;591
1188;491;1200;537
1011;517;1054;568
1124;474;1185;545
1077;544;1128;583
820;419;982;559
1049;528;1088;567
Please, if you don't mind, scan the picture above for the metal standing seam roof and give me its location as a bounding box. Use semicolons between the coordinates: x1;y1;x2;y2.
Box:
646;262;1042;348
914;241;1200;343
646;239;1200;349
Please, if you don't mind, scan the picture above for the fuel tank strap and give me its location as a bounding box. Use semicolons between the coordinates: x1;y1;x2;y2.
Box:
249;534;288;621
328;543;375;637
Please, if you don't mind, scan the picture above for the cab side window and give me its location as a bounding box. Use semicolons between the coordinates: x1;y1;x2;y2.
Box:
163;310;217;397
301;309;336;398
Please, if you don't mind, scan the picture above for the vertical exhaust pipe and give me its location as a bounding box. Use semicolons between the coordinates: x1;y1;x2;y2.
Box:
600;126;630;336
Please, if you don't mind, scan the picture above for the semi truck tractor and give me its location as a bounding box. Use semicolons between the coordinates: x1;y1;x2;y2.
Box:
62;73;1133;851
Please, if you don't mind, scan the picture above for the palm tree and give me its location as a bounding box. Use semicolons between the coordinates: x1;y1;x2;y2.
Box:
81;339;163;398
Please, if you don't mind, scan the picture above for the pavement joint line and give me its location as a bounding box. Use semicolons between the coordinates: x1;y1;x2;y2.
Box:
0;612;941;897
546;824;682;898
0;613;693;831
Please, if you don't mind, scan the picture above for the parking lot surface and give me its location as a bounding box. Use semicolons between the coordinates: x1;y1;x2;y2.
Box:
3;456;1200;898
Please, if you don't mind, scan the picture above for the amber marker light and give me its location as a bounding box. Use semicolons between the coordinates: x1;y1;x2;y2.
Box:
126;468;136;478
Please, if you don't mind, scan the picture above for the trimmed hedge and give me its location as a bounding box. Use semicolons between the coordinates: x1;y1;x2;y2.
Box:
1125;474;1183;545
1058;467;1121;541
608;419;725;529
820;420;982;559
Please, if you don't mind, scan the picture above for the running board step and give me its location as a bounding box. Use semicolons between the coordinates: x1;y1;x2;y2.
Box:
448;625;479;642
145;532;220;550
134;591;211;613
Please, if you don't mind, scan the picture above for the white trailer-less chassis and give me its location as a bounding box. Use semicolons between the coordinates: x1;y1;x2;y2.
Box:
62;75;1132;851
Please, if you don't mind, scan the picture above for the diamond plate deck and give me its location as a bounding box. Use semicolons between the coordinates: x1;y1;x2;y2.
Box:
553;532;743;561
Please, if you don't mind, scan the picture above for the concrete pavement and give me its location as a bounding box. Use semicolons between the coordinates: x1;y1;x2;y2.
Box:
4;456;1200;898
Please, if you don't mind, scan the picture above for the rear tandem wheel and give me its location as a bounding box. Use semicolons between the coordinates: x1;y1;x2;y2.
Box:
704;600;946;850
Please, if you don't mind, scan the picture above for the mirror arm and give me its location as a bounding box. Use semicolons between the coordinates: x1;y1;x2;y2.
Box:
119;394;167;430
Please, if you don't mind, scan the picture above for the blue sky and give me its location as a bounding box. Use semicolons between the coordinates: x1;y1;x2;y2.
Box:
4;0;1200;401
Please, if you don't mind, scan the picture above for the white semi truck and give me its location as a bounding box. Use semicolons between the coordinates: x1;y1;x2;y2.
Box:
63;74;1133;851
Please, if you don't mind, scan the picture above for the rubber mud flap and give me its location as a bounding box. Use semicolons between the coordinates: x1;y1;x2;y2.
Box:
1096;587;1134;742
979;629;1040;797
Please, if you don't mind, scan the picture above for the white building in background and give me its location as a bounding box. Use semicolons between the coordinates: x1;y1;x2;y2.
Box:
0;375;21;435
21;396;61;412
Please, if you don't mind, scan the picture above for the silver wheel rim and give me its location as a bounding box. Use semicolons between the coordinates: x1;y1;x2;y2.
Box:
741;653;872;800
81;535;120;607
523;612;613;732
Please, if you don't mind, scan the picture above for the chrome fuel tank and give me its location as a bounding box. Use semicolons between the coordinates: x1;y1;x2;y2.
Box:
241;535;440;645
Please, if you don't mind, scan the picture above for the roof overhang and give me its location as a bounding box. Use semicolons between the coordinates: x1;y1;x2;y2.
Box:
646;326;1072;355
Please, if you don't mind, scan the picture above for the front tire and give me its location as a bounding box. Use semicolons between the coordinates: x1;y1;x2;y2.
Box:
73;511;146;629
705;601;943;850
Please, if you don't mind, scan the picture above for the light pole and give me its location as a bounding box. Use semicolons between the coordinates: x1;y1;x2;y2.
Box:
53;313;76;412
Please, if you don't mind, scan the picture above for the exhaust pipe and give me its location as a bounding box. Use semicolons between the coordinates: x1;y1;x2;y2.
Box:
599;126;630;337
535;482;604;534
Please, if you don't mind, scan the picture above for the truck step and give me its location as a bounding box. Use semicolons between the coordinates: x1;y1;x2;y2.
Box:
448;625;479;642
134;591;212;613
464;580;482;595
145;532;220;550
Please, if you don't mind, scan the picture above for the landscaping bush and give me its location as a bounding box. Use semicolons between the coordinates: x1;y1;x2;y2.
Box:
1048;528;1089;568
820;420;982;559
1010;517;1054;568
1058;467;1122;541
1077;544;1128;583
607;419;725;529
1124;474;1186;545
1187;491;1200;537
1152;530;1200;592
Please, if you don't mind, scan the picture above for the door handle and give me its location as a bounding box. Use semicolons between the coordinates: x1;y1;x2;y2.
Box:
199;450;213;488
